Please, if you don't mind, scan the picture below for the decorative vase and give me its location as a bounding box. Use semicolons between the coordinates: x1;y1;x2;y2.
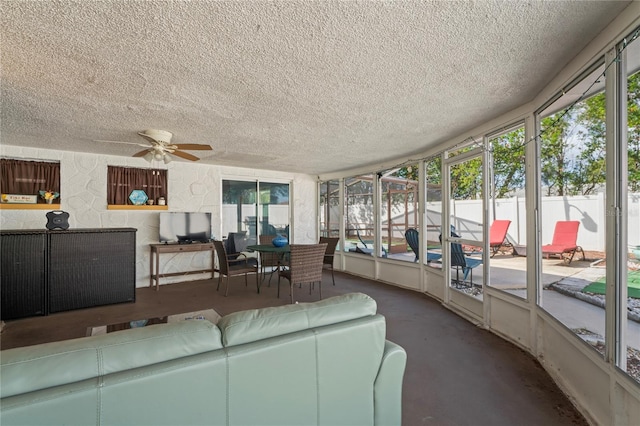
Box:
272;235;288;247
46;198;53;204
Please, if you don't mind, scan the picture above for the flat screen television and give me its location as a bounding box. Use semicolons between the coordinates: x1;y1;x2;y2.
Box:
159;212;212;243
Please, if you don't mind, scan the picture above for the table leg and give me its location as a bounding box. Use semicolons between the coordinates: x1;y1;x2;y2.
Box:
211;249;215;279
155;249;160;291
149;247;154;288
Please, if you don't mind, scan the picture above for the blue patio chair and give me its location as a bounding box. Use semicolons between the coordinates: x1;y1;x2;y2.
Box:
405;228;420;262
405;228;442;263
355;229;373;255
438;226;481;284
450;242;482;284
355;228;387;257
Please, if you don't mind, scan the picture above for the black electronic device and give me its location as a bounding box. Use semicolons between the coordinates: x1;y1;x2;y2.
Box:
45;210;70;230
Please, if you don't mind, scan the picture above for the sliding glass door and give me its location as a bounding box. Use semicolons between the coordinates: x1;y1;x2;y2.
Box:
222;179;290;247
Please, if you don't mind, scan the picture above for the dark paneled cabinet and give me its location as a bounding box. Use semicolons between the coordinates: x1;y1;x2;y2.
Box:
48;229;136;313
1;231;47;319
1;228;136;320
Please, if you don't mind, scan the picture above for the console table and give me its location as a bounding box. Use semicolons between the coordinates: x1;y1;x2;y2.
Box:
149;242;215;290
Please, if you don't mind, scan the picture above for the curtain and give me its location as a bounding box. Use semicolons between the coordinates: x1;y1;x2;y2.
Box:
107;166;167;205
0;159;61;203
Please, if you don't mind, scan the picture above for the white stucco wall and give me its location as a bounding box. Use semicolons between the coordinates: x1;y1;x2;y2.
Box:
0;145;317;288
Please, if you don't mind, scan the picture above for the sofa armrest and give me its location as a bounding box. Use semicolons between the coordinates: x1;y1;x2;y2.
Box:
374;340;407;426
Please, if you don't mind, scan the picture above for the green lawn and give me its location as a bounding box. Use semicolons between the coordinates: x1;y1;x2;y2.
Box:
582;270;640;298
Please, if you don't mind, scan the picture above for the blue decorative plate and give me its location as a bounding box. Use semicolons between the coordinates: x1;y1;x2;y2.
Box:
129;319;148;328
129;189;148;205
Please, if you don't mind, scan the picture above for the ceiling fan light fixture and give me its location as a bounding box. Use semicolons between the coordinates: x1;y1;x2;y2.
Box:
143;151;154;162
154;151;164;161
163;154;172;164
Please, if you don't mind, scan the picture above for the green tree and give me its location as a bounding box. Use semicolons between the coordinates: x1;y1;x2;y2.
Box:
425;157;442;183
540;112;575;196
491;128;525;198
626;72;640;192
544;72;640;195
394;158;442;201
395;165;418;182
574;91;606;195
450;157;482;200
425;157;442;202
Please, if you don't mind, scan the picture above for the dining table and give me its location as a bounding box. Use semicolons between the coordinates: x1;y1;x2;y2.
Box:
245;244;291;254
245;244;291;281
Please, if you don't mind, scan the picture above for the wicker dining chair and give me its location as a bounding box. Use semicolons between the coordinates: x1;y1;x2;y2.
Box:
259;234;281;284
278;243;327;304
213;240;260;296
319;237;339;285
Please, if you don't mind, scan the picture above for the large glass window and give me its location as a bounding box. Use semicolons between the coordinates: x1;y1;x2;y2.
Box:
344;174;379;255
425;157;443;269
319;180;340;238
446;146;484;296
538;61;606;358
487;124;527;299
623;29;640;384
258;182;290;238
379;164;419;262
222;180;258;247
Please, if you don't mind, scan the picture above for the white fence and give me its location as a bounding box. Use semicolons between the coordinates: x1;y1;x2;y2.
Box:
222;204;289;237
483;193;639;251
329;193;640;252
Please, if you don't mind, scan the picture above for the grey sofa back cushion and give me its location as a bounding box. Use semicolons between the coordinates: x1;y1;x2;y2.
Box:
0;320;222;398
224;314;387;425
217;292;378;346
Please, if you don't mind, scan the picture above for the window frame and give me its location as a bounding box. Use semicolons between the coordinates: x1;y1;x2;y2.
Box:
106;165;168;209
0;158;61;208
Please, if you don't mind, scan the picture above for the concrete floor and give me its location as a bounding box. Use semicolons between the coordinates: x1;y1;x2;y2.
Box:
0;271;588;426
488;255;640;350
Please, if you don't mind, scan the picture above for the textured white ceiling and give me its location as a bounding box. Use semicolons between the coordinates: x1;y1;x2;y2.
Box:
0;1;631;174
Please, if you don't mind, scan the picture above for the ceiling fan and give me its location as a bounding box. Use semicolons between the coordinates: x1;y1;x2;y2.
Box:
96;129;212;163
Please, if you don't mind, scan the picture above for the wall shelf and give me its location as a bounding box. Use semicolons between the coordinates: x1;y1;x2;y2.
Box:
0;204;60;210
107;205;168;211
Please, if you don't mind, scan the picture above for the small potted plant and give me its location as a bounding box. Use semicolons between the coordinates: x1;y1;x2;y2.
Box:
39;189;59;204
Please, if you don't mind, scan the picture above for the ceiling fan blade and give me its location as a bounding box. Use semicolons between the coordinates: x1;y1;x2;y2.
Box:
171;150;200;161
132;149;151;157
94;139;149;147
173;144;213;151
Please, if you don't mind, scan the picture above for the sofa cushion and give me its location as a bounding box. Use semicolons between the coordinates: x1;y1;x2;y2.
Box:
0;320;222;398
223;314;386;425
218;292;377;346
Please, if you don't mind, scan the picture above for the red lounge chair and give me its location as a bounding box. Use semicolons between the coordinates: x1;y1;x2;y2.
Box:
489;220;512;257
542;220;585;264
